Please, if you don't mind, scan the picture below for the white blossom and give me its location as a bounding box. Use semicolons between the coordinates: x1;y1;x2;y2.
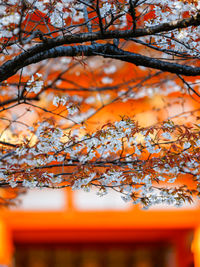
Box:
101;77;113;84
183;142;191;150
26;73;44;94
162;132;172;140
104;65;117;74
22;179;38;188
100;3;112;17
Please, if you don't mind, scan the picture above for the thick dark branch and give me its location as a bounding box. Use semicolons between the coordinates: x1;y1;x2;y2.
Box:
99;45;200;76
2;44;200;80
136;12;200;35
1;12;200;82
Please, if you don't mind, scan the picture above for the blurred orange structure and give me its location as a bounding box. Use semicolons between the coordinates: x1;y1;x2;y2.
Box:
0;186;199;267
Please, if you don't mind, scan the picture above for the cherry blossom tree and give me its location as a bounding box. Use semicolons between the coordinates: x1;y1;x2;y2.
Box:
0;0;200;208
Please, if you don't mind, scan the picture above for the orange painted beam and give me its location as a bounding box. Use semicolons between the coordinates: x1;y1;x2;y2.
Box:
2;209;200;232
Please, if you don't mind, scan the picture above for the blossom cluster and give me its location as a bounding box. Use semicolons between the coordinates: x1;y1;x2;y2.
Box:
144;0;200;55
0;118;199;208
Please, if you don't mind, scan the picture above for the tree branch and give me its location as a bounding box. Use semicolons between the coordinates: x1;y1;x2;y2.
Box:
1;12;200;82
1;44;200;82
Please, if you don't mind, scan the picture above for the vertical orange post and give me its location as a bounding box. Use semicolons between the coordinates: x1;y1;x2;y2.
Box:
66;188;74;211
193;227;200;267
0;218;13;266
